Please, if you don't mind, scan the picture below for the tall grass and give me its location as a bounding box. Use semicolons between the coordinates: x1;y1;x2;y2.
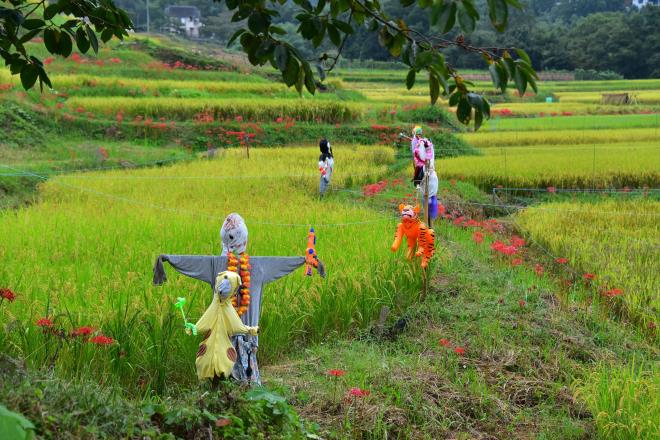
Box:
461;128;660;148
480;114;660;132
65;96;363;122
0;146;422;394
574;360;659;440
437;142;660;189
517;199;659;328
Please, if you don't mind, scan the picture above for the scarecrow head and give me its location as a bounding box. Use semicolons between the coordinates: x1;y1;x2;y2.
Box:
220;213;248;255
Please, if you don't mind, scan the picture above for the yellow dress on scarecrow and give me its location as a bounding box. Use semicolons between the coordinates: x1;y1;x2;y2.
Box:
194;271;258;380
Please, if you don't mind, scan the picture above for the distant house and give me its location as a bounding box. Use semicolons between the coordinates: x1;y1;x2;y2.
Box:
631;0;659;8
164;5;203;39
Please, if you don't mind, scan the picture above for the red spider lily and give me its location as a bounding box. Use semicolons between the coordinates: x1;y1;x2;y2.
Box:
561;111;573;116
454;347;465;356
510;236;525;248
44;57;54;65
649;322;656;330
501;245;518;256
583;273;596;281
547;187;556;193
89;335;114;346
370;124;388;130
453;216;466;226
555;258;568;264
439;338;451;347
76;106;85;113
72;326;94;337
511;258;523;266
449;179;457;186
518;299;526;308
109;57;122;63
604;288;623;298
71;53;81;63
216;418;232;427
490;240;505;252
95;60;104;66
235;116;243;122
36;318;53;327
534;264;544;277
465;219;481;228
347;387;370;398
0;288;16;303
472;232;484;244
328;369;346;377
275;117;283;123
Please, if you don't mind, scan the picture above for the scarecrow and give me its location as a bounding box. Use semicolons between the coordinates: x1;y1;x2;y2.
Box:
154;213;324;384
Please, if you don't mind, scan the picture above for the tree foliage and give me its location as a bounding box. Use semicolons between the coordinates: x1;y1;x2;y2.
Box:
2;0;542;130
0;0;131;91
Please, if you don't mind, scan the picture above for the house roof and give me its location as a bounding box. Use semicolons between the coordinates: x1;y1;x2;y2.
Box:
164;5;201;18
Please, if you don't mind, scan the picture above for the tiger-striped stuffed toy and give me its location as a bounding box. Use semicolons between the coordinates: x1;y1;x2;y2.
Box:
391;204;435;268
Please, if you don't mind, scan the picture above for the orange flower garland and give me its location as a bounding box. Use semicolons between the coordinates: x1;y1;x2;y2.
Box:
227;252;251;316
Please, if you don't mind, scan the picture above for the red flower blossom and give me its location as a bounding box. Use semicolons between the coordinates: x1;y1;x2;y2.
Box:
472;232;484;244
109;57;121;63
275;117;283;123
547;186;556;193
44;57;54;65
534;264;544;277
89;335;114;345
605;288;623;298
0;288;16;303
72;326;94;337
235;116;243;122
555;258;568;264
583;273;596;281
510;236;525;248
439;338;451;347
511;258;523;266
36;318;53;327
518;299;526;308
347;387;370;397
649;322;656;330
454;347;465;356
328;369;346;377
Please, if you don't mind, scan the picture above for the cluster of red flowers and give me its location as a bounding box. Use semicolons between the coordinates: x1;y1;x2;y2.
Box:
35;318;115;345
0;83;13;92
0;288;16;303
493;108;513;117
370;124;389;131
328;369;346;377
347;387;370;398
362;178;404;198
604;288;623;298
490;237;524;256
439;338;466;356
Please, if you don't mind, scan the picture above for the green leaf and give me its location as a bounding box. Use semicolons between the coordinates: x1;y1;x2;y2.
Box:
474;107;483;131
429;72;440;105
20;64;39;90
487;0;508;32
100;28;114;43
43;4;60;21
432;1;457;34
488;63;500;91
227;29;245;46
75;28;90;53
269;25;287;35
327;24;341;46
19;29;41;44
515;48;531;66
295;65;305;95
457;4;476;33
457;96;471;124
283;56;299;87
248;11;269;34
58;33;72;57
86;26;99;53
0;404;35;440
333;20;353;34
43;28;59;54
406;69;416;90
414;50;432;69
274;44;288;71
513;65;528;96
22;19;45;30
448;91;460;107
303;62;316;94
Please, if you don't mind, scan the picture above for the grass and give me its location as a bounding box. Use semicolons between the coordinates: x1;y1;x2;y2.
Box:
480;113;660;132
437;142;660;189
0;146;422;394
460;127;660;148
516;198;660;330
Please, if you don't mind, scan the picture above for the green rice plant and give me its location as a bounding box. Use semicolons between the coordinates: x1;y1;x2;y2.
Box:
438;142;660;189
65;96;363;122
484;102;658;117
516;199;659;328
0;146;422;393
481;114;660;132
574;360;659;440
460;128;660;148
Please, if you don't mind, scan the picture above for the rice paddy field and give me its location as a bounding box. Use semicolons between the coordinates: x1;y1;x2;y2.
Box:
1;34;659;438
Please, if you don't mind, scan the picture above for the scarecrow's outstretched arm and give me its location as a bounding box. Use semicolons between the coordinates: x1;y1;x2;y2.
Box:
153;254;216;286
253;256;308;284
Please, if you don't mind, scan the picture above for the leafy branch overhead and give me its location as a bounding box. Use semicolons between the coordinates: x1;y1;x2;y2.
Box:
0;0;539;130
0;0;131;91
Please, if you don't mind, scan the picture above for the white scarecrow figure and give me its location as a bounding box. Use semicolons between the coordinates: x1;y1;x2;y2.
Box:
153;213;325;384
